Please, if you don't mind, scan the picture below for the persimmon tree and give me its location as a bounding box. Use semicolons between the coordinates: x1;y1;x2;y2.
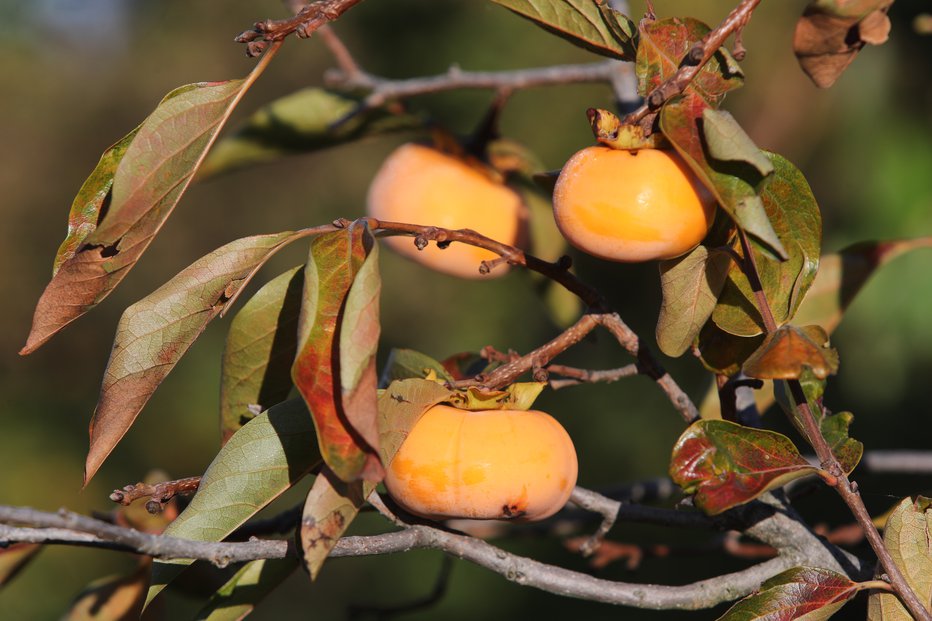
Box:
3;0;932;619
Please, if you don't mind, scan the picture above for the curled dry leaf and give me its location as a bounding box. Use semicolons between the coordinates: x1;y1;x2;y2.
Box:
743;325;839;381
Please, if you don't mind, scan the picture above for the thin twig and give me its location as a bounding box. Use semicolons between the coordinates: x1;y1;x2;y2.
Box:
569;487;621;556
317;25;364;81
109;476;201;513
236;0;365;57
546;363;639;390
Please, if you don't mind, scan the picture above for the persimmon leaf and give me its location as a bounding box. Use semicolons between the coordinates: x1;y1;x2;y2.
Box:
377;379;455;471
656;245;731;357
23;79;253;354
220;266;304;444
712;154;822;336
670;419;817;515
696;319;765;377
292;221;383;483
146;399;319;607
199;88;422;179
637;17;743;106
867;497;932;620
488;0;637;60
380;348;453;386
63;562;149;621
743;325;839;380
194;558;298;621
84;231;300;484
53;127;140;274
794;1;893;88
702;109;774;177
660;93;784;258
717;566;860;621
0;543;41;587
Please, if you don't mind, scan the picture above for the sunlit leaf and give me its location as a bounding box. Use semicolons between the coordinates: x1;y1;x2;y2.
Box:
301;379;452;579
712;154;822;336
147;399;319;606
670;419;817;515
702;109;774;177
743;325;839;380
53;128;140;274
64;562;149;621
199;88;422;179
379;348;453;386
23;79;255;354
489;0;637;59
637;17;743;105
867;497;932;620
717;566;860;621
794;1;893;88
656;245;731;357
0;543;41;587
293;222;383;483
194;558;298;621
85;231;300;484
220;266;304;444
660;93;784;258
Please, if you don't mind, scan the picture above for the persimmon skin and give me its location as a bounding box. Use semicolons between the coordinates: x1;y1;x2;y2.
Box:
366;143;524;279
552;146;717;262
385;405;578;521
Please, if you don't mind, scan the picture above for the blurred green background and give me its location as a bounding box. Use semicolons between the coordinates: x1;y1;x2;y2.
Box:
1;1;930;619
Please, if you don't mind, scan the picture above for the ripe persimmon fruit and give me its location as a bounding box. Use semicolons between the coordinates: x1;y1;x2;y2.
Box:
384;404;578;521
366;143;524;279
552;146;717;262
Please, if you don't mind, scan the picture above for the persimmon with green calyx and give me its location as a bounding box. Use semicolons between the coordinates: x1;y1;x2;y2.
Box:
366;143;526;279
384;404;578;521
551;109;717;263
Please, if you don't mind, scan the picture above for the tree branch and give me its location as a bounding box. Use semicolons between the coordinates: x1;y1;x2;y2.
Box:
236;0;365;57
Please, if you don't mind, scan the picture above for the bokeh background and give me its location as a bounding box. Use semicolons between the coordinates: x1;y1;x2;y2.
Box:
1;1;930;619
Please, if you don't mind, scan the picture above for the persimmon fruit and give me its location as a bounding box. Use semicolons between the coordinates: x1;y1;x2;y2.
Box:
384;404;578;521
552;146;717;262
366;143;524;279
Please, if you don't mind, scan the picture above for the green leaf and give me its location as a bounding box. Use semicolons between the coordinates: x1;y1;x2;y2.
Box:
53;127;140;274
488;0;636;60
220;266;304;444
660;93;785;258
656;245;731;357
0;543;41;587
717;566;859;621
867;497;932;621
743;325;839;381
637;17;743;106
301;379;452;580
146;399;319;607
23;80;253;354
194;558;298;621
380;348;453;386
794;1;893;88
670;419;817;515
84;231;301;484
199;88;423;179
64;562;149;621
702;109;774;177
712;154;822;336
292;222;383;483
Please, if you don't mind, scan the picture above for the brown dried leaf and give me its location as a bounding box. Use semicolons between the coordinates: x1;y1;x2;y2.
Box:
743;325;839;381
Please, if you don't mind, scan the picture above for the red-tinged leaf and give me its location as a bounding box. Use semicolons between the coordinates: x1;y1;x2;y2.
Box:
23;76;261;355
488;0;637;60
670;419;817;515
637;17;743;106
867;497;932;620
660;93;785;258
743;325;839;381
147;399;319;607
63;561;149;621
53;128;140;274
713;154;822;337
794;1;893;88
292;221;383;483
220;266;303;444
85;231;300;485
194;558;298;621
656;245;731;357
717;566;860;621
0;543;41;587
199;87;423;179
301;379;452;580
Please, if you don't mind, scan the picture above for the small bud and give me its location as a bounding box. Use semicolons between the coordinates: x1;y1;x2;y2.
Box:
479;262;491;275
145;500;163;515
436;240;452;250
414;236;428;250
